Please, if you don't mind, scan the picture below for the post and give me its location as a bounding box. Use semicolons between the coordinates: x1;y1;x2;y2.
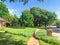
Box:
47;29;52;36
33;29;40;38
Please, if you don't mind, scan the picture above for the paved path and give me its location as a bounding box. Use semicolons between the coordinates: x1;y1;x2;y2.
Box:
27;37;40;45
52;32;60;40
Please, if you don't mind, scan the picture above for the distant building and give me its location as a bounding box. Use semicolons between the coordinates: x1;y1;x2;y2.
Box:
0;18;6;27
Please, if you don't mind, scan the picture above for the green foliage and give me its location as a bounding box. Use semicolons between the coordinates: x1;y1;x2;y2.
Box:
1;0;45;5
10;14;19;26
7;15;13;24
56;19;60;28
30;7;57;27
19;7;57;27
41;11;56;27
20;10;34;26
30;7;42;26
0;2;56;28
0;2;9;19
6;14;19;27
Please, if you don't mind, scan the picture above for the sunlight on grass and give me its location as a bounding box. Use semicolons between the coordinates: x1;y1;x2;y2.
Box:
40;40;51;45
0;27;52;45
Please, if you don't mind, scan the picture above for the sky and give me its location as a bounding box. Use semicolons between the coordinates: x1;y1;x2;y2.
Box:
4;0;60;19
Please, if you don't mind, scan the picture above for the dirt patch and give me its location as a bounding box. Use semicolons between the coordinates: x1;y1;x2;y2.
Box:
27;37;40;45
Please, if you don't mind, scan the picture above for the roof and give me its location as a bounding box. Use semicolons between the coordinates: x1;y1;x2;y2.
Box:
0;18;6;22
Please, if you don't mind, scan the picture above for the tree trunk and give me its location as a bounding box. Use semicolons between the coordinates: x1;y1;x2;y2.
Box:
45;23;47;29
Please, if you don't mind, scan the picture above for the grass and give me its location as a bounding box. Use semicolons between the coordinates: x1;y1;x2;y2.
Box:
0;27;52;45
40;40;51;45
36;29;60;45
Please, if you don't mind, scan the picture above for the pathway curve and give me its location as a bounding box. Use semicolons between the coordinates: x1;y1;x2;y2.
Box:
27;37;40;45
27;29;40;45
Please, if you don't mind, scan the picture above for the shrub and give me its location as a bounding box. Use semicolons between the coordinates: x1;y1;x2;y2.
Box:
0;26;5;31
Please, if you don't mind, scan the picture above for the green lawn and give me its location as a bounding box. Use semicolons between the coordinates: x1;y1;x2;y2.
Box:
40;40;51;45
0;27;51;45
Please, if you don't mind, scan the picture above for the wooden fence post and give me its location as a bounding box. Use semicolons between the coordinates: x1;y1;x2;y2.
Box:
47;29;52;36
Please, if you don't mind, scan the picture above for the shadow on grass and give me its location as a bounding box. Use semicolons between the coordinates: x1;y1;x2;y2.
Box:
5;31;27;37
8;26;25;29
0;40;25;45
0;33;25;45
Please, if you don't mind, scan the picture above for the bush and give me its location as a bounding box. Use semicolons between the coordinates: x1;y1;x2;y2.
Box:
0;26;5;31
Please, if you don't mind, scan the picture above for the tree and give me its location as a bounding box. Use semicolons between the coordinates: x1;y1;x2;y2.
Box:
6;14;19;27
1;0;45;5
0;2;9;19
56;19;60;28
30;7;57;27
20;10;34;26
30;7;42;26
39;10;56;28
11;14;19;26
6;15;13;27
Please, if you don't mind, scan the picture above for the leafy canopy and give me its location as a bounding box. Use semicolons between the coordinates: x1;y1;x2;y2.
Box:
30;7;57;27
0;0;45;5
20;10;34;26
0;2;9;19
